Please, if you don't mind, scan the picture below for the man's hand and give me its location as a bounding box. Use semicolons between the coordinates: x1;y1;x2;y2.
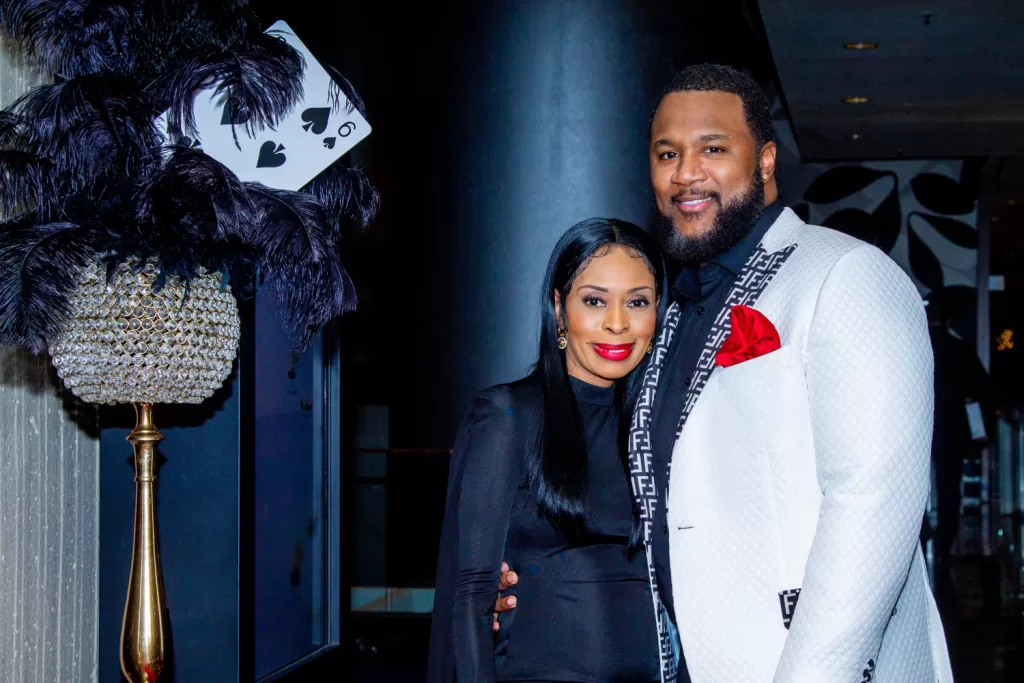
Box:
492;562;518;632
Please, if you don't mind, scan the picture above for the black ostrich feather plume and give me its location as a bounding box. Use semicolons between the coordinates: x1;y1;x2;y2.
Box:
199;0;255;50
9;72;158;186
264;257;356;352
0;2;376;356
0;109;22;145
0;0;134;78
130;2;222;79
244;182;335;263
123;145;255;281
243;183;355;349
0;219;105;353
302;163;379;230
158;30;304;143
136;145;254;242
0;149;64;219
323;63;366;119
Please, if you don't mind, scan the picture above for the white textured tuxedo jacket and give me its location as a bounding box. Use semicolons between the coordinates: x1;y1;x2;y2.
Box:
666;208;952;682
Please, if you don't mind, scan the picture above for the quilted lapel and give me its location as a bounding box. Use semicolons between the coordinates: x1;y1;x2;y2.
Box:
627;299;681;682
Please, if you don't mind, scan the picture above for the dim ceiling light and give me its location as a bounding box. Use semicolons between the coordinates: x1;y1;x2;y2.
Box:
843;96;870;104
851;133;862;140
845;42;879;50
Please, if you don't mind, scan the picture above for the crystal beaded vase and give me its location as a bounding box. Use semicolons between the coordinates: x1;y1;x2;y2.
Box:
49;260;240;405
47;259;241;682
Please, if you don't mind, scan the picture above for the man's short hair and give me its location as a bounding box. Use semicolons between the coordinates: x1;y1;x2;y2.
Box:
657;64;775;149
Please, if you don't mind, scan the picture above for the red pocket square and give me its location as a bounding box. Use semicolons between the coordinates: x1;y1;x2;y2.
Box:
716;305;781;368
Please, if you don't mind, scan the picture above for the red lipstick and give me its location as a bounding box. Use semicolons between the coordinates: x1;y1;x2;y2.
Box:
592;343;635;361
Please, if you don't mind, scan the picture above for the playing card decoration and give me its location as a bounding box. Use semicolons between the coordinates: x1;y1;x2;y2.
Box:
257;141;288;168
302;108;331;134
156;20;372;192
0;2;378;358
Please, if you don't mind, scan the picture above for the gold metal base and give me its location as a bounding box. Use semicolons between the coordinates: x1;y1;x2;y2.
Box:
121;403;169;682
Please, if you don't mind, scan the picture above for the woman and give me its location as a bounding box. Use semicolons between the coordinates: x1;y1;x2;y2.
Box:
429;218;665;682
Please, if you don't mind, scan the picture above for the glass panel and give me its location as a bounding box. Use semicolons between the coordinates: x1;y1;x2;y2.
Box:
253;289;324;677
349;399;451;614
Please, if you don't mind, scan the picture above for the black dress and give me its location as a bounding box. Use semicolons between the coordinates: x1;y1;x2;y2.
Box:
427;376;660;683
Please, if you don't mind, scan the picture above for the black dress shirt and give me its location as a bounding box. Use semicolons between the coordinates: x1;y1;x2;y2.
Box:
649;201;784;625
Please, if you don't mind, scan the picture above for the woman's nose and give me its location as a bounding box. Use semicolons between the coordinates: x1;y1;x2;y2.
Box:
604;305;628;334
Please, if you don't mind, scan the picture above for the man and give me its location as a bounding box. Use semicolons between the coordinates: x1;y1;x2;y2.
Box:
493;64;952;682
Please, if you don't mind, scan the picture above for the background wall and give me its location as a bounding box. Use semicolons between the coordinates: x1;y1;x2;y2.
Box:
773;99;981;335
0;32;100;683
318;0;679;596
258;0;788;599
330;0;678;449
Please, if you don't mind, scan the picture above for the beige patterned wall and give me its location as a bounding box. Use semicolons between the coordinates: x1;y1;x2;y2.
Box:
0;31;99;683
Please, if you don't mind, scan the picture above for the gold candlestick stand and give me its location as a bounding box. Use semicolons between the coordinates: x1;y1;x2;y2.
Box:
120;403;170;682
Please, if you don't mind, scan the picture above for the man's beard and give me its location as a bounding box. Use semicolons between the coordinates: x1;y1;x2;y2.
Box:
654;167;766;268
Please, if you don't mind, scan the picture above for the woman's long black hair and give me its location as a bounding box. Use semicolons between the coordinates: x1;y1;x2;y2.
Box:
528;217;666;553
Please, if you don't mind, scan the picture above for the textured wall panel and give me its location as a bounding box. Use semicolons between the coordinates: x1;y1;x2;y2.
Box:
0;31;100;683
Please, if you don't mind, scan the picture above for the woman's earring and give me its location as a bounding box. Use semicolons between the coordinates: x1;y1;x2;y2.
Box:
557;330;568;350
646;342;653;354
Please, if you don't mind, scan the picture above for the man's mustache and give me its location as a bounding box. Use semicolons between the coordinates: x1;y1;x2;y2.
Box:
670;190;720;203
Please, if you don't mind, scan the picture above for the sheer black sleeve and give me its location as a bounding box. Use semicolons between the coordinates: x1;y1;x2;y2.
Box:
427;386;530;683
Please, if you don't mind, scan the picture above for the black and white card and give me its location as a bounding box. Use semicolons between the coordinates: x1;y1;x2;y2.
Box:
156;20;371;191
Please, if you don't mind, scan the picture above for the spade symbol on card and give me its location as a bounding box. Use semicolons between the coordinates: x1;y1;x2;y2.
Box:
220;100;249;126
322;137;336;149
256;141;287;168
300;107;331;135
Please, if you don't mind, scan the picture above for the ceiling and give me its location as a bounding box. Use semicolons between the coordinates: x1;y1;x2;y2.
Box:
757;0;1024;161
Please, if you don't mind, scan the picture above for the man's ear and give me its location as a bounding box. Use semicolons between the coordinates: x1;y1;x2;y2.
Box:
759;141;778;183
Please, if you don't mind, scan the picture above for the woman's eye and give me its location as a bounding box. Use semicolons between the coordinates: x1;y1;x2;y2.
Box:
628;298;650;308
659;151;678;160
705;147;724;154
583;296;605;307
